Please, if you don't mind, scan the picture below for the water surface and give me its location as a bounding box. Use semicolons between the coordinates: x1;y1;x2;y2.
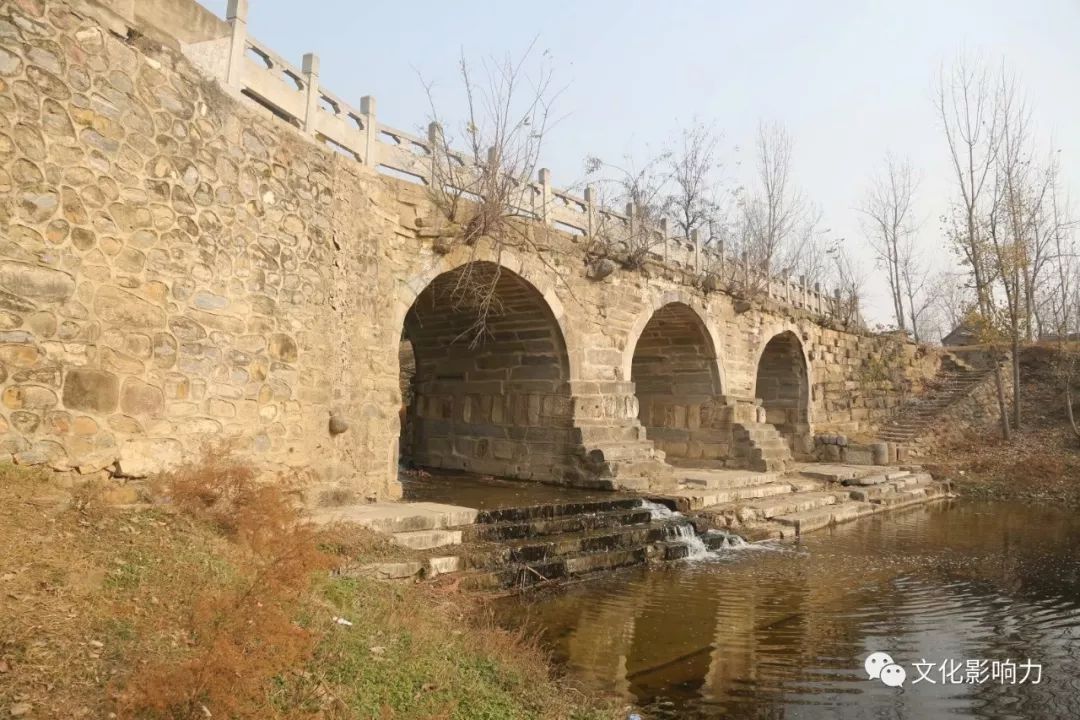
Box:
497;500;1080;719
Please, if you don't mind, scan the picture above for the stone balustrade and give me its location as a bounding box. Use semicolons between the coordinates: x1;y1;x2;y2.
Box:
188;0;841;320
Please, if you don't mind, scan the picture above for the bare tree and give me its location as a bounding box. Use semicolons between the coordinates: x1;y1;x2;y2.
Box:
859;156;922;336
722;121;823;304
936;57;1011;440
1045;161;1080;443
583;150;673;268
733;122;819;275
419;42;563;345
825;240;866;329
667;122;724;239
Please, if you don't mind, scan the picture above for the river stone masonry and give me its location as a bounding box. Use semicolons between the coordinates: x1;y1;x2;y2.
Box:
1;0;944;499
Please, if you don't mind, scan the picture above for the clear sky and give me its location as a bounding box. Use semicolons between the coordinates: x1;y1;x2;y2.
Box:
198;0;1080;330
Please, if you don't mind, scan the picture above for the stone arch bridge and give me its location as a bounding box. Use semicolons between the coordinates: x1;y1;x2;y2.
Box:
0;0;937;499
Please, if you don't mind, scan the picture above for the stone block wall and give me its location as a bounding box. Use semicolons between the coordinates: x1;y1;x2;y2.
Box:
0;0;945;497
0;0;400;497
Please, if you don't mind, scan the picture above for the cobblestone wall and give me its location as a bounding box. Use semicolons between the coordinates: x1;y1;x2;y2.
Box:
0;0;941;497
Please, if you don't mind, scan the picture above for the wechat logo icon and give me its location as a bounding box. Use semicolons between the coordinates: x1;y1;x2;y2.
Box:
865;651;906;688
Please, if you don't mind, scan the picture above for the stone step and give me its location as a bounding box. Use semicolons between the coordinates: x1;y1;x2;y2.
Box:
698;480;797;507
774;500;878;535
871;482;948;508
799;464;863;483
475;498;643;524
612;476;652;492
671;480;798;512
842;473;890;486
309;501;478;534
461;522;678;569
677;468;781;490
847;474;927;502
462;506;655;542
591;440;660;461
458;546;651;591
735;490;841;521
750;457;791;473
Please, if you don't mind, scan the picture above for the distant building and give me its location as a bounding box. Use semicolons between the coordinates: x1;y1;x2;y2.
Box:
941;322;979;346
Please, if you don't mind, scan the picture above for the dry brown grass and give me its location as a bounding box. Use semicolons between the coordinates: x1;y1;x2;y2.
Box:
118;455;332;718
0;457;619;720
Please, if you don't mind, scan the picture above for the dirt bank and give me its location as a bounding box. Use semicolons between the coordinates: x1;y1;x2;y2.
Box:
925;345;1080;507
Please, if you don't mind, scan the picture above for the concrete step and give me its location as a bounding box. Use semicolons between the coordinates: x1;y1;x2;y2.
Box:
868;480;948;508
697;480;797;506
392;528;464;550
309;501;478;534
735;490;840;521
658;479;795;511
774;500;878;535
677;468;781;490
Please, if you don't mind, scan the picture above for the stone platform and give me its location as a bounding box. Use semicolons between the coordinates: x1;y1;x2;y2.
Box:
651;462;952;540
308;465;952;589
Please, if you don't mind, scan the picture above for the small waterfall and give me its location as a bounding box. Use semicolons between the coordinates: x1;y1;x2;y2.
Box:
640;499;679;520
704;528;747;548
639;500;718;560
669;521;710;560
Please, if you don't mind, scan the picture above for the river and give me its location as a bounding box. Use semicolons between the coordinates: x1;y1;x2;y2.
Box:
496;499;1080;719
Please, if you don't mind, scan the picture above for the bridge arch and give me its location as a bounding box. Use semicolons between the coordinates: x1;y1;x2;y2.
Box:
396;255;579;483
752;329;812;450
628;300;727;461
395;242;581;383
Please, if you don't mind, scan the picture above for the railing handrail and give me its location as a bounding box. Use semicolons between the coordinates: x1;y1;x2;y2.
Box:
205;0;841;318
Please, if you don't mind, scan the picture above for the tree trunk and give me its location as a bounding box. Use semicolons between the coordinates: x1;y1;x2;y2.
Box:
992;358;1011;442
1067;380;1079;443
1012;338;1021;431
1067;356;1080;445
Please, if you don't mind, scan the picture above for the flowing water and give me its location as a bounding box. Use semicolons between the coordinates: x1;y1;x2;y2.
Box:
495;499;1080;719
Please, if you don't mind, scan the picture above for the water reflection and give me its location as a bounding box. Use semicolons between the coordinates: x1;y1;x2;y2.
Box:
499;501;1080;719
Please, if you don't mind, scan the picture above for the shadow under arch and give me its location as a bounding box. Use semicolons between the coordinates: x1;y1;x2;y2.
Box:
752;329;811;452
629;301;727;462
397;260;579;483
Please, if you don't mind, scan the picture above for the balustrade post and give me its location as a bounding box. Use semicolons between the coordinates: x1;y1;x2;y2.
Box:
360;95;377;166
301;53;319;135
538;168;552;224
427;122;443;186
584;185;595;238
225;0;248;89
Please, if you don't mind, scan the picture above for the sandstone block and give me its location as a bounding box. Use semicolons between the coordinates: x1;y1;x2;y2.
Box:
268;333;297;362
93;286;165;329
115;437;183;478
121;378;164;417
62;368;119;413
0;260;75;304
3;384;58;410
